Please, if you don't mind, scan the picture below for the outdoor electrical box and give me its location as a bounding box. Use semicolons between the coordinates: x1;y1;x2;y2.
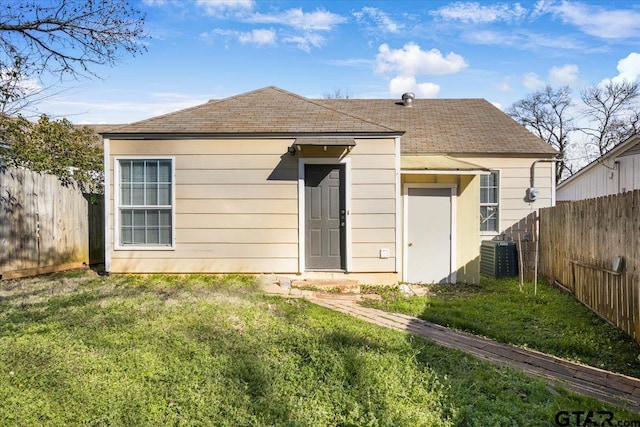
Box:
526;187;539;202
480;241;519;278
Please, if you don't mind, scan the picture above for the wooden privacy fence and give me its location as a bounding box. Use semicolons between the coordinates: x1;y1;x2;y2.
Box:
0;166;97;279
539;190;640;341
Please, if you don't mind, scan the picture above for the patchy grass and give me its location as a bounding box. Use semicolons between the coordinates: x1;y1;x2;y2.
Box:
0;271;635;426
363;277;640;378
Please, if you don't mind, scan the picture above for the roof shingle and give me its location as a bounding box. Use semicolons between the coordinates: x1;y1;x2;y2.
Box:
109;86;396;135
103;86;557;156
318;98;557;155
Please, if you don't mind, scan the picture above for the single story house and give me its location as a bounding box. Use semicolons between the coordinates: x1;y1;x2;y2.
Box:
557;134;640;202
101;86;557;284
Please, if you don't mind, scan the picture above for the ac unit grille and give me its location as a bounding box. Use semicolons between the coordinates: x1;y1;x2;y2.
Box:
480;240;518;278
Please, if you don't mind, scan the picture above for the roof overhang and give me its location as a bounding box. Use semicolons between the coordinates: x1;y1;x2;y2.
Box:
294;137;356;152
401;155;491;175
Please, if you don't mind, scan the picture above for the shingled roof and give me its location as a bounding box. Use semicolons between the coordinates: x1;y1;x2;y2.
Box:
103;86;556;156
106;86;396;136
318;98;556;156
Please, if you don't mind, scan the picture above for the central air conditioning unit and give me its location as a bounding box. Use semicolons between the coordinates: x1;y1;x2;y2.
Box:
480;240;519;278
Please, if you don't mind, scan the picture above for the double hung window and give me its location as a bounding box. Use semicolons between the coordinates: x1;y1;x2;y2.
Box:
480;171;499;233
117;159;173;247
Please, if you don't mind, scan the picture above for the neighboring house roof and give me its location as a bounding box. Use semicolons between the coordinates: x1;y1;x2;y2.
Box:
84;124;126;134
557;134;640;190
102;86;557;157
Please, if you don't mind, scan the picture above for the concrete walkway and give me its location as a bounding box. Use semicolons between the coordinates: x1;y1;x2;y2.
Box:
258;280;640;412
307;295;640;413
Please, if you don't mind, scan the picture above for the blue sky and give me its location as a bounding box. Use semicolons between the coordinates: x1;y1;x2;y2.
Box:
32;0;640;124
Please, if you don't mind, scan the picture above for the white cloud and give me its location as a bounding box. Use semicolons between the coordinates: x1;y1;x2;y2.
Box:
353;7;403;34
239;29;277;46
389;76;440;98
40;93;209;124
325;58;373;67
613;52;640;83
0;66;42;99
531;0;553;18
549;64;579;87
467;29;583;52
200;28;276;47
282;33;325;52
550;1;640;39
467;30;519;45
432;2;527;23
523;72;545;90
238;7;345;52
246;8;346;31
195;0;255;16
495;79;511;92
375;43;468;76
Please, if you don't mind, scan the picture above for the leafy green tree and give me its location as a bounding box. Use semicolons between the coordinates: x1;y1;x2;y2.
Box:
1;115;103;192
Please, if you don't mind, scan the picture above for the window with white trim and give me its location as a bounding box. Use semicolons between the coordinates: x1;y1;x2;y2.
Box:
117;159;173;247
480;171;499;232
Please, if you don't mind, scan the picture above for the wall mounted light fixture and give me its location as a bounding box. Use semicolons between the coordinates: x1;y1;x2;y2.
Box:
287;146;296;155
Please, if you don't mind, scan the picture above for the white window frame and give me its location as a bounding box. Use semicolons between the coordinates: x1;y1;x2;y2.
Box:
114;156;176;250
480;170;500;235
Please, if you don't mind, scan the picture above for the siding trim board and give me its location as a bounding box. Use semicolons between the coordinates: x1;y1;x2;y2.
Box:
104;138;111;272
395;136;402;274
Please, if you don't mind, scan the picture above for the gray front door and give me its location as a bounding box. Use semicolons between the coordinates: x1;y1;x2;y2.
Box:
305;164;345;270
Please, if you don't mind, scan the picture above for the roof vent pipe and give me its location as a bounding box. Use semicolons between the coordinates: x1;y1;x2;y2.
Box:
401;92;415;106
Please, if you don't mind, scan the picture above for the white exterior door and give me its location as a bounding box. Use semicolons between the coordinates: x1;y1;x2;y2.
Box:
405;186;455;283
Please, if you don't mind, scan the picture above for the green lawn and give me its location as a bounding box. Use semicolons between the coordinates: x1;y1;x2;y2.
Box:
362;277;640;378
0;271;635;426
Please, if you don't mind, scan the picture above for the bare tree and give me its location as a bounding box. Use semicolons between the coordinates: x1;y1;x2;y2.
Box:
0;55;51;115
580;80;640;157
508;86;574;182
323;88;352;99
0;0;147;112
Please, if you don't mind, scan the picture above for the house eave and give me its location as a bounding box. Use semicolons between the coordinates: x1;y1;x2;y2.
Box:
100;131;404;140
438;151;558;158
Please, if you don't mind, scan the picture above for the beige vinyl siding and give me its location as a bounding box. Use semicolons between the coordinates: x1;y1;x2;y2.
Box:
108;137;398;274
349;138;397;272
109;138;298;273
463;157;554;233
111;258;297;273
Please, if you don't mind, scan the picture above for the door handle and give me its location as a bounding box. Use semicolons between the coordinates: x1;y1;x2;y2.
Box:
408;242;413;247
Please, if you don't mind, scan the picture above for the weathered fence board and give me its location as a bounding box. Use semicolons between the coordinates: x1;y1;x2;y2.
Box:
1;167;90;279
539;190;640;341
